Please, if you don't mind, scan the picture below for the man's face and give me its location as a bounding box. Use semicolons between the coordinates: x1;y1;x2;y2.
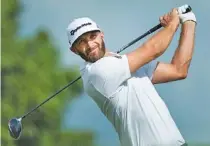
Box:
71;30;106;63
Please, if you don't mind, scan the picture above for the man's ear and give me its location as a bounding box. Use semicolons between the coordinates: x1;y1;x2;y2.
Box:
100;31;104;39
70;47;78;54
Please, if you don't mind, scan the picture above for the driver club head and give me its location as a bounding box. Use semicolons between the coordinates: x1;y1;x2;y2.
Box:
8;118;22;140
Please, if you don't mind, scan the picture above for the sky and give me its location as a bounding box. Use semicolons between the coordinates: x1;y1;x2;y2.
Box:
19;0;210;145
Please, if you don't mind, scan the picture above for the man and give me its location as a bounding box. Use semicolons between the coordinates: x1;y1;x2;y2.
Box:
66;7;196;146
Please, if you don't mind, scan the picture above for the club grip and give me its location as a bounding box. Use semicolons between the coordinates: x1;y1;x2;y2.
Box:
178;4;192;14
149;5;192;34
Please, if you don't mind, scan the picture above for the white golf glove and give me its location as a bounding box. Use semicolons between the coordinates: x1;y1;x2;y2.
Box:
178;5;196;24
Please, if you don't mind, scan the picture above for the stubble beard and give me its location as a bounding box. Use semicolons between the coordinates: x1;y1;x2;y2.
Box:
78;41;106;63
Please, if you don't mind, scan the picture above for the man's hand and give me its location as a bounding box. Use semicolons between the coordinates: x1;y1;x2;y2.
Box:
178;10;197;24
159;8;180;30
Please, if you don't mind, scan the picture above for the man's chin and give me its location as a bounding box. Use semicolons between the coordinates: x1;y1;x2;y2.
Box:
88;55;102;63
84;50;105;63
88;57;99;63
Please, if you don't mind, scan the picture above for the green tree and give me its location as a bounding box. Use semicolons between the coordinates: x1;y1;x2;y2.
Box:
1;0;95;146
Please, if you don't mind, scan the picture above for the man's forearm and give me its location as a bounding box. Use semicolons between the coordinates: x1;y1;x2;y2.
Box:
171;21;196;75
127;23;178;73
142;23;178;58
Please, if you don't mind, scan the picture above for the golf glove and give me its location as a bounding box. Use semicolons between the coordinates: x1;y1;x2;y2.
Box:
178;8;196;24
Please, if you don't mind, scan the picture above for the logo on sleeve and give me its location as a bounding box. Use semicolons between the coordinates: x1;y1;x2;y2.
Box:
114;55;122;59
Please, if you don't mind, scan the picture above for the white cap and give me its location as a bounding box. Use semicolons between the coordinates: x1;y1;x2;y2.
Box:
67;17;101;49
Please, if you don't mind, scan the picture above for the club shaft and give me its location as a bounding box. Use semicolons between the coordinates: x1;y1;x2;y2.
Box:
21;76;81;119
21;23;163;119
116;24;162;53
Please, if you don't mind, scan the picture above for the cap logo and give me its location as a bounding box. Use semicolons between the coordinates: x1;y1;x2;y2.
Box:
70;22;92;36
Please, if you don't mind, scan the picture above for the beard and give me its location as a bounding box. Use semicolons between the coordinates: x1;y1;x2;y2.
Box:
78;41;106;63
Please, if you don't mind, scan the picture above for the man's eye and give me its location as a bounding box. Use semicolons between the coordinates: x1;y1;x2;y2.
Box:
90;34;97;39
78;39;85;45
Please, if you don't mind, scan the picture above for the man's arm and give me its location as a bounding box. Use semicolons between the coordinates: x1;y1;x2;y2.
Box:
126;8;180;73
152;21;196;84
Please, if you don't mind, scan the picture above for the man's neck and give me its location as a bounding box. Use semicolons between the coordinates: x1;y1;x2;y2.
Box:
104;49;117;57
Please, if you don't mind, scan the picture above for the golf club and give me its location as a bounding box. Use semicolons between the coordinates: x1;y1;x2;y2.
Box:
8;4;192;140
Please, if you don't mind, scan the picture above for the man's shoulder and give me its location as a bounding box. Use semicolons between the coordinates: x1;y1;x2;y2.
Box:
80;52;127;76
79;59;107;79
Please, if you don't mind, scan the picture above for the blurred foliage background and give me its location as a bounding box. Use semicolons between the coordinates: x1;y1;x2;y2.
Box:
1;0;210;146
1;0;95;145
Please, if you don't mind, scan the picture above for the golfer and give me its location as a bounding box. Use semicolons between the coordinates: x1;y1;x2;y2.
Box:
66;7;196;146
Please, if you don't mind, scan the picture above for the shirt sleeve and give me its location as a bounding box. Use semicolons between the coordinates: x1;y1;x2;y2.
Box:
88;55;131;97
136;60;158;80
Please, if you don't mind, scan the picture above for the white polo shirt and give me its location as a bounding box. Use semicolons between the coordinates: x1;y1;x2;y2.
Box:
80;52;185;146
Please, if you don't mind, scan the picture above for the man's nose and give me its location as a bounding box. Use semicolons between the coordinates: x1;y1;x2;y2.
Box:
87;40;94;48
